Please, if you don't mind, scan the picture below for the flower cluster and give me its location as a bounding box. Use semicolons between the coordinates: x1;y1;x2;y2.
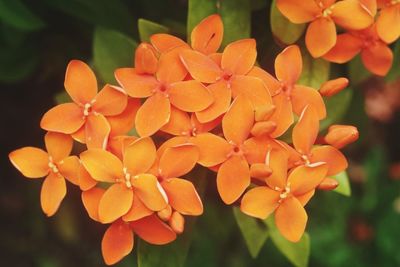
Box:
277;0;400;75
9;14;359;264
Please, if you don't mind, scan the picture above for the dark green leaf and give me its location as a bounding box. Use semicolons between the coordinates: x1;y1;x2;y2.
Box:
332;171;351;197
54;92;71;104
320;87;353;130
347;54;371;85
93;27;137;84
233;207;269;258
0;0;45;31
187;0;217;40
138;18;169;42
219;0;251;46
385;40;400;82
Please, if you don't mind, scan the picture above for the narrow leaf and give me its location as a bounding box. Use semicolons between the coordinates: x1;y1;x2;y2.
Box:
0;0;45;31
332;171;351;197
138;18;169;42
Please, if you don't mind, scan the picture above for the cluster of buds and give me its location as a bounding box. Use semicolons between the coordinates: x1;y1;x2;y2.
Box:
9;14;358;265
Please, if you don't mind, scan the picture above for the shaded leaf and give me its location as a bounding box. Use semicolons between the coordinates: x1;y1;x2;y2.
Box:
187;0;218;39
0;0;45;31
320;87;353;130
385;40;400;82
138;18;169;42
298;51;330;89
347;54;371;85
219;0;251;46
332;171;351;197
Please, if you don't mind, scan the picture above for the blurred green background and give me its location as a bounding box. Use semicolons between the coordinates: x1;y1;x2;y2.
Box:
1;0;400;266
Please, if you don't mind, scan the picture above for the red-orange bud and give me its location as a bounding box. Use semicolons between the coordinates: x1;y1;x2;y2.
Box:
324;124;359;149
169;211;185;234
319;77;349;97
317;177;339;191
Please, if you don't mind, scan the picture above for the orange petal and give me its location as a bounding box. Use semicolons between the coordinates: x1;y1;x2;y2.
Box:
240;186;280;219
291;85;326;119
217;155;250;204
190;113;220;133
266;149;289;190
115;68;158;98
191;14;223;54
40;173;66;217
64;60;97;105
135;93;171;137
331;0;374;30
292;106;319;155
159;144;199;178
323;33;363;63
150;33;188;53
209;52;222;66
45;132;72;162
78;164;97;191
269;93;294;138
222;95;254;145
275;45;302;84
58;156;80;185
162;178;203;215
221;39;257;75
288;164;328;196
156;47;188;84
243;136;279;164
9;147;49;178
93;85;127;116
376;5;400;43
122;194;153;222
99;183;133;223
71;125;86;143
108;99;140;137
81;187;105;221
247;66;282;96
195;80;231;123
80;149;123;183
108;136;137;161
276;0;320;23
305;17;337;58
132;174;168;211
102;220;134;265
169;80;214;112
324;124;359;149
161;107;192;136
296;189;315;206
231;75;273;109
40;103;85;134
319;77;349;97
359;0;377;16
179;49;223;83
310;145;348;176
124;137;157;175
130;214;176;244
135;42;158;74
361;42;393;76
275;196;307;242
85;113;111;149
191;133;231;167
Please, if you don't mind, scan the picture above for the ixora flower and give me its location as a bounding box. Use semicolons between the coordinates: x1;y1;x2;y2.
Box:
376;0;400;43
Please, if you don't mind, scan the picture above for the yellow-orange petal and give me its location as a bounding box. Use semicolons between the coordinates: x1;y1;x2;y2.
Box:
269;93;294;138
247;66;282;96
124;137;157;175
157;47;188;84
190;113;220;133
40;103;85;134
82;187;105;221
132;174;168;211
266;149;289;190
135;93;171;137
376;5;400;44
292;106;319;155
64;60;97;105
191;14;223;54
99;183;133;223
296;189;315;206
361;42;393;76
250;121;277;137
162;178;203;215
85;113;111;149
250;163;272;180
45;132;72;162
93;85;127;116
319;77;349;97
195;80;231;123
231;75;273;109
241;186;280;219
291;85;326;119
130;214;176;244
150;33;188;53
122;194;153;222
310;145;348;176
102;220;134;265
275;196;307;242
276;0;320;23
161;107;192;136
169;211;185;234
107;99;140;137
324;124;359;149
275;45;302;85
359;0;377;16
159;144;199;178
323;33;363;63
135;42;158;75
80;149;123;183
9;147;49;178
191;133;231;167
288;164;328;196
179;49;223;83
222;95;254;145
58;155;80;185
331;0;374;30
71;125;86;143
40;173;66;217
217;155;250;204
78;163;98;191
115;68;158;98
221;39;257;75
243;136;279;164
305;17;337;58
169;80;214;112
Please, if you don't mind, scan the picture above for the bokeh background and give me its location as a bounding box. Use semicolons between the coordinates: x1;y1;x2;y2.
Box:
1;0;400;266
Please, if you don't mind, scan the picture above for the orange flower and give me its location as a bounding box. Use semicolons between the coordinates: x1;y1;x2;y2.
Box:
40;60;128;148
376;0;400;43
277;0;374;57
323;24;393;76
9;132;80;216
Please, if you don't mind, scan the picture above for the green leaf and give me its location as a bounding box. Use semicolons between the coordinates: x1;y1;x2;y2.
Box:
270;0;306;45
233;207;269;258
264;217;310;267
0;0;45;31
320;87;353;131
332;171;351;197
385;40;400;82
348;54;371;85
54;91;71;104
138;18;169;42
298;51;330;89
93;27;137;84
219;0;251;46
187;0;217;39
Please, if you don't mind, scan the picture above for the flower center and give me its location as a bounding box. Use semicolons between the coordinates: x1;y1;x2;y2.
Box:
277;183;291;202
122;167;135;189
48;157;59;173
322;7;333;17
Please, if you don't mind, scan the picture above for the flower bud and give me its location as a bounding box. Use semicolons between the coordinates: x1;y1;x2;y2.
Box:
250;121;277;137
319;77;349;97
250;163;272;180
255;104;276;122
135;42;158;74
169;211;185;234
157;205;172;221
317;177;339;191
324;124;359;149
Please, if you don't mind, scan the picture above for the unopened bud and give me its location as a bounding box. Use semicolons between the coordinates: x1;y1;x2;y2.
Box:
251;121;277;137
157;205;172;221
324;125;359;149
135;42;158;74
255;105;276;122
169;211;185;234
319;77;349;97
317;177;339;191
250;163;272;180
